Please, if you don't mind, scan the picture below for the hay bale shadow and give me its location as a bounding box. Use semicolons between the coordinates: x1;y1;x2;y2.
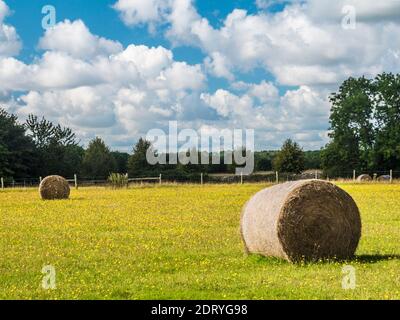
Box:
245;253;400;266
354;254;400;264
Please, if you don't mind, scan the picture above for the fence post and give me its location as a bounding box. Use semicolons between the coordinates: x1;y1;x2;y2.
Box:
74;174;78;190
1;177;4;190
315;171;318;179
353;170;356;182
39;176;42;184
201;173;203;185
126;173;129;189
390;170;393;184
240;172;243;185
159;174;162;185
276;171;279;184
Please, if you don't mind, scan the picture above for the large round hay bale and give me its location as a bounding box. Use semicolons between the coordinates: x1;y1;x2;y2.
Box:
240;180;361;262
39;175;70;200
357;174;372;182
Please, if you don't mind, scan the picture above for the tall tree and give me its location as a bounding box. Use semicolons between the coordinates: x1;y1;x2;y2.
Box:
26;115;77;147
273;139;305;174
0;108;36;178
81;137;116;178
373;73;400;170
127;138;157;177
326;77;375;172
25;115;81;177
111;151;129;174
322;72;400;175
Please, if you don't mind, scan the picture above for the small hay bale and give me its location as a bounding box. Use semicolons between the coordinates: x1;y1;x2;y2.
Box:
357;174;372;182
377;175;390;182
240;180;361;262
39;175;70;200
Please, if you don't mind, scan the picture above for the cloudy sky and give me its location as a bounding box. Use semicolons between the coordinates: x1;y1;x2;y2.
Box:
1;0;399;151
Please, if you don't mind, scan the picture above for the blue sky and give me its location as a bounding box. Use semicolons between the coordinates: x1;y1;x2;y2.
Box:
7;0;277;92
8;0;169;60
6;1;241;67
1;0;399;151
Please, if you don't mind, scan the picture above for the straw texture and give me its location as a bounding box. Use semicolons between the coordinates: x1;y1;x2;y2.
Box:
241;180;361;262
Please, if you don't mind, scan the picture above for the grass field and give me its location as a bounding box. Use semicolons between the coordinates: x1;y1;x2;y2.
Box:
1;183;399;300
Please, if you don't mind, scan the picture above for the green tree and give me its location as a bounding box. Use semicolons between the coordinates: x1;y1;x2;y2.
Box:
0;108;36;178
322;72;400;175
304;150;322;170
373;73;400;170
273;139;305;174
81;137;116;178
62;145;85;177
25;114;81;177
255;151;273;172
321;139;360;177
111;151;129;174
26;115;77;147
326;77;375;172
127;138;157;177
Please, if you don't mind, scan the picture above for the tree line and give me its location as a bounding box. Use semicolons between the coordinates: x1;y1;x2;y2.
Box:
0;108;318;180
0;111;122;179
1;72;398;179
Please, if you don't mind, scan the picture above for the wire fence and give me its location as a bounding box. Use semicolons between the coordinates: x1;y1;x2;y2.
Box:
1;170;399;190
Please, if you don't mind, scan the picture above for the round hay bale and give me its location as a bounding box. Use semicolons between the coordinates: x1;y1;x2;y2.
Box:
39;175;70;200
377;175;390;182
357;174;372;182
240;180;361;262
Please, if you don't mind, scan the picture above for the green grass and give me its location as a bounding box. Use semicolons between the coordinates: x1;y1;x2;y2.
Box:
0;183;399;299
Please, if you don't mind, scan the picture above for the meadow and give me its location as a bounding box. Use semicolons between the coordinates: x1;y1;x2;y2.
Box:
0;183;399;300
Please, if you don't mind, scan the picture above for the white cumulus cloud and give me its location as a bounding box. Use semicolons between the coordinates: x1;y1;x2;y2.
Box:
1;16;207;150
113;0;173;27
38;19;123;59
114;0;400;88
0;0;21;57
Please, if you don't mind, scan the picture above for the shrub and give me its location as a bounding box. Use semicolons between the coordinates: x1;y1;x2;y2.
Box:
108;173;128;189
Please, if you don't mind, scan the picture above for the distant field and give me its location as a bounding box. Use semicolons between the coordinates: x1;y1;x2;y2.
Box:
0;183;399;299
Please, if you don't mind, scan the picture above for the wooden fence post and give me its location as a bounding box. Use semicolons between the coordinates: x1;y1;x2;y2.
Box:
159;174;162;185
1;177;4;190
201;173;203;185
240;172;243;185
74;174;78;190
39;177;42;184
390;170;393;184
276;171;279;184
315;171;318;179
353;170;356;182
